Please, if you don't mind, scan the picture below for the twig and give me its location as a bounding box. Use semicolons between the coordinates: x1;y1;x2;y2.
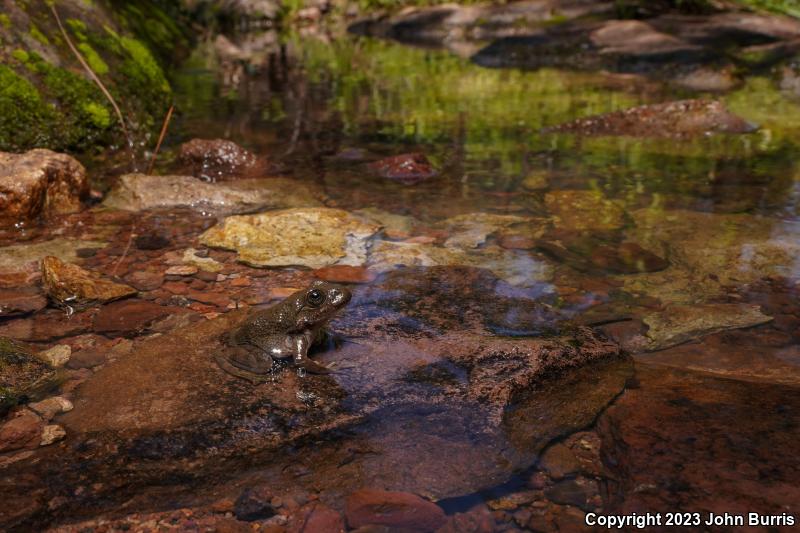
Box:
111;221;136;277
49;2;132;150
147;104;174;175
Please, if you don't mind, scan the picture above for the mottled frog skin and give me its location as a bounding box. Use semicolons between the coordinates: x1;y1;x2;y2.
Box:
216;281;351;382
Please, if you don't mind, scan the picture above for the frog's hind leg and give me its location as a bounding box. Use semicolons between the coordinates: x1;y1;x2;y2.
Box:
215;346;273;384
292;333;333;374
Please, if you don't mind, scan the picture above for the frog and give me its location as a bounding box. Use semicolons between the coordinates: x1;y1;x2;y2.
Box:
215;281;352;382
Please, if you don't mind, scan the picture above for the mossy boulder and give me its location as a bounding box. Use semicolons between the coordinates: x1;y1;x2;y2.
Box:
0;0;189;152
0;338;57;417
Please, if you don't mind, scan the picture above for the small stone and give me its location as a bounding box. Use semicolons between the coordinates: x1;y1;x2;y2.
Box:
182;248;223;273
368;153;438;184
0;409;43;453
234;486;276;522
28;396;73;420
540;442;581;480
92;300;174;336
41;256;137;308
162;281;189;295
498;234;537;250
345;489;446;531
521;171;549;191
528;471;550;490
165;265;198;276
544;478;598;511
229;277;252;287
186;290;230;308
314;265;375;284
40;424;66;446
268;287;300;300
65;349;107;370
134;233;171;250
127;271;164;291
37;345;71;367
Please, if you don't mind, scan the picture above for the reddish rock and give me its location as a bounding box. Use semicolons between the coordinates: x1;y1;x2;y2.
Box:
0;271;40;290
165;265;198;276
92;300;174;336
0;149;89;226
162;281;189;295
41;256;137;308
345;489;446;531
498;233;537;250
186;290;231;308
0;409;43;453
288;503;346;533
126;271;164;292
233;486;276;522
544;100;757;138
314;265;375;284
0;311;94;342
437;506;496;533
0;289;47;317
179;138;262;181
368;153;438;184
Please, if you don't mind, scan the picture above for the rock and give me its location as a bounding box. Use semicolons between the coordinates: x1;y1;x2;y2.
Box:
40;424;66;446
0;338;56;416
597;364;800;521
536;234;668;274
92;300;176;336
590;20;699;58
314;265;375;284
544;478;598;511
437;506;495;533
200;208;381;269
0;409;43;453
345;489;446;531
0;289;47;318
498;234;537;250
134;233;171;250
186;290;230;308
641;304;773;351
367;153;438;184
289;503;346;533
178;138;261;181
0;150;88;226
65;349;107;370
182;248;223;273
0;239;104;274
622;209;800;304
438;213;547;249
36;345;71;367
0;310;94;343
588;242;669;274
234;486;276;522
543;100;757;138
103;174;320;214
354;208;420;240
41;256;137;309
544;191;627;231
27;396;73;420
521;171;550;191
165;265;198;276
539;442;581;480
368;240;553;288
126;271;164;292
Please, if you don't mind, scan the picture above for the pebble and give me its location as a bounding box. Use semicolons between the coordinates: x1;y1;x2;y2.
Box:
37;345;72;367
28;396;73;420
127;271;165;291
40;424;67;446
163;281;189;295
314;265;375;284
345;488;446;531
0;410;43;453
165;265;199;276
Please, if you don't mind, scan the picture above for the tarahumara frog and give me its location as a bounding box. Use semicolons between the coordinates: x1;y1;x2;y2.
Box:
216;281;352;382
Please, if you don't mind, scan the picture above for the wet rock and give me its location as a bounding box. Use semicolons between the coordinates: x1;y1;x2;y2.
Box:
437;506;496;533
368;240;553;288
40;424;66;446
438;213;547;249
103;174;320;214
544;477;598;511
544;191;627;231
0;338;56;416
588;242;669;274
539;442;581;480
642;303;772;351
200;208;381;269
0;239;104;274
27;396;73;420
126;271;164;292
543;100;757;138
234;486;276;521
288;503;345;533
622;209;800;305
48;507;254;533
178;138;261;181
134;233;171;251
182;248;223;273
0;289;47;318
597;364;800;521
590;20;699;58
41;256;136;309
521;171;550;191
0;150;89;226
36;345;71;368
165;265;198;276
498;234;537;250
345;489;446;531
65;349;107;370
0;311;94;343
354;208;420;240
367;153;438;184
0;409;43;453
314;265;375;284
92;300;177;337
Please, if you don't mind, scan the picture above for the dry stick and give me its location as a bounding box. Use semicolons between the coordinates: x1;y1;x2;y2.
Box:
49;2;132;150
147;104;175;175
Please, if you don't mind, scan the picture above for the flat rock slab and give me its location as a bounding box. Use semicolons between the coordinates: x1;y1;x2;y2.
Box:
41;256;136;309
200;208;381;269
0;266;626;529
103;174;321;214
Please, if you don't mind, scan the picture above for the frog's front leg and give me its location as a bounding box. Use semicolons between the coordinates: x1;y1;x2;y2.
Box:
292;332;332;374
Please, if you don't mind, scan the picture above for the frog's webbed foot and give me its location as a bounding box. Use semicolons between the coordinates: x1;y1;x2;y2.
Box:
215;346;273;383
294;356;333;374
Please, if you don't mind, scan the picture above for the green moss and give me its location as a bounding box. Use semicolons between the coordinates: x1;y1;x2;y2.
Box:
0;65;54;149
0;14;11;29
119;36;170;92
29;24;50;46
77;42;109;75
66;18;88;41
82;101;111;128
11;49;30;63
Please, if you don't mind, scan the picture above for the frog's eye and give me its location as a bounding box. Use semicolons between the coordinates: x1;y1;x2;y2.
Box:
306;289;325;307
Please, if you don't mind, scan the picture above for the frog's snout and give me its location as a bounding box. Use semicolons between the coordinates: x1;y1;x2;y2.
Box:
330;288;351;307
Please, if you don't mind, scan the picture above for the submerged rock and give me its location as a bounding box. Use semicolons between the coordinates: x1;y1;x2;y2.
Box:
0;239;105;275
41;256;137;309
178;138;262;181
345;489;446;531
103;174;320;213
0;289;47;318
543;100;757;138
438;213;547;249
368;153;438;184
200;208;381;269
0;150;89;226
0;338;56;417
544;190;627;231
